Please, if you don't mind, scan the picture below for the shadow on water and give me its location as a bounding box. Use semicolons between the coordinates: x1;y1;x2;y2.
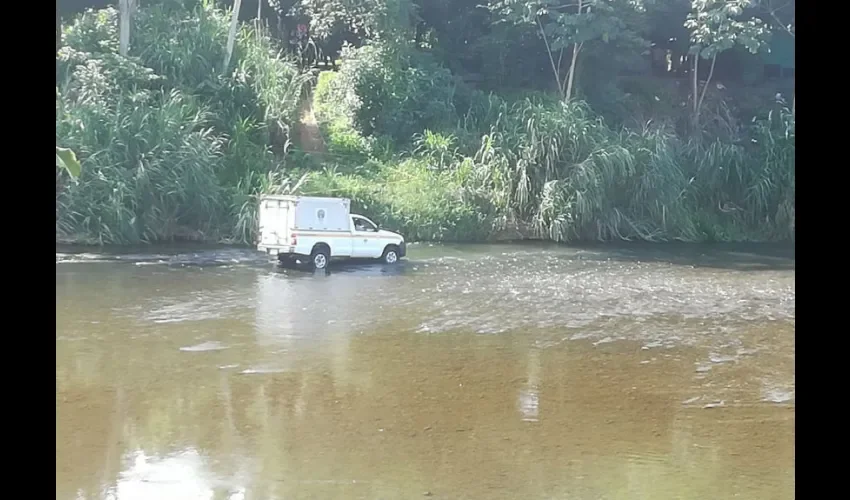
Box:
57;241;793;273
275;258;412;277
56;246;265;268
57;245;413;276
519;241;794;272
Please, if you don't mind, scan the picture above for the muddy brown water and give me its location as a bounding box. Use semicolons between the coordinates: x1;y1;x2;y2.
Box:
56;243;794;500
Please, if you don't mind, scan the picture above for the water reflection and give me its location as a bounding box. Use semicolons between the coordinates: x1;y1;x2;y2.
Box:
518;348;541;422
57;331;793;499
56;246;794;500
107;449;246;500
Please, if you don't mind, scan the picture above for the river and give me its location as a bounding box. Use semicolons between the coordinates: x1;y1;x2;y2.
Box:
56;242;795;500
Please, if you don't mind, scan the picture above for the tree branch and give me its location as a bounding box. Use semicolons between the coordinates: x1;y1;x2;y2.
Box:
556;46;564;78
758;0;795;37
769;11;794;37
223;0;243;73
535;14;565;96
696;53;717;119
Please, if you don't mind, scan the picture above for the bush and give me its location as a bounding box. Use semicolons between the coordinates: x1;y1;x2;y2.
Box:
312;56;795;244
314;43;458;145
304;159;492;242
56;2;309;245
56;3;794;246
57;87;225;244
313;70;376;163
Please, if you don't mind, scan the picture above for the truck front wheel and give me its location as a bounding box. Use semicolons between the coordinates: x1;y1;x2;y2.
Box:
311;247;330;270
381;245;400;265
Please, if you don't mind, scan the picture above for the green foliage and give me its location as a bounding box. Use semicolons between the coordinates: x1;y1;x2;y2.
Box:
133;2;230;89
312;46;795;243
314;43;458;144
235;26;314;150
57;86;225;244
56;147;82;179
489;1;649;99
56;2;309;245
61;6;121;54
750;0;795;36
296;0;415;42
304;160;492;242
686;0;770;58
683;1;771;127
313;69;377;162
56;0;794;246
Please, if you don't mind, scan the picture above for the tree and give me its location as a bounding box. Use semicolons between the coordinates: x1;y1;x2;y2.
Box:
265;1;301;53
57;5;61;53
223;0;244;73
752;0;794;116
263;1;414;66
414;0;544;87
685;0;769;129
118;0;137;57
308;0;414;42
489;0;643;102
752;0;794;37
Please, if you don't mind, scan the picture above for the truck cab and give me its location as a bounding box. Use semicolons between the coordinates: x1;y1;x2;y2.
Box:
348;213;406;261
256;196;406;269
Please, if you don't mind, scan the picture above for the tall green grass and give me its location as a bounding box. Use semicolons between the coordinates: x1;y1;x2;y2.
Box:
303;160;490;242
56;3;309;245
311;45;795;243
57;7;794;246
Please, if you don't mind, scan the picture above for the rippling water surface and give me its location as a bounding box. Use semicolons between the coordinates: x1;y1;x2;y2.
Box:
56;243;794;500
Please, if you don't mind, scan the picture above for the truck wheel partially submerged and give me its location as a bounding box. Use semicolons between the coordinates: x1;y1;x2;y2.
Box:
257;196;407;270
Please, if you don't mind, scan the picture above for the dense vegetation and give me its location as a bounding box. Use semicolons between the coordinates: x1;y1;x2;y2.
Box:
56;0;794;245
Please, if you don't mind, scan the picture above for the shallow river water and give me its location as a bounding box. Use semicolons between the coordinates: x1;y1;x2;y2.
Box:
56;243;794;500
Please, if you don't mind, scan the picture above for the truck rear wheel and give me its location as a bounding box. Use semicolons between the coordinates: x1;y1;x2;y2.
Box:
311;247;330;270
381;245;399;265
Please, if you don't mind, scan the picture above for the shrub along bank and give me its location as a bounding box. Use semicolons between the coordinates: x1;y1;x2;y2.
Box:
56;4;794;245
56;2;308;244
304;42;794;243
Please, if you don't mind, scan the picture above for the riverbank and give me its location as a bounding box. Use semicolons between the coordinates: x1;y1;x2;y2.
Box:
56;3;794;247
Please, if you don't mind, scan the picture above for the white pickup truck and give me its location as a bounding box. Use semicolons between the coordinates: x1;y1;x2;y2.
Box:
256;195;407;269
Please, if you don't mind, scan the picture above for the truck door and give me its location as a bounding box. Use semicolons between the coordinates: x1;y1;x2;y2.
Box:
350;216;380;258
260;199;289;247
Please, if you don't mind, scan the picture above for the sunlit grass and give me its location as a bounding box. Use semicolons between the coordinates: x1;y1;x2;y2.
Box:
56;5;794;246
313;76;795;243
56;2;309;245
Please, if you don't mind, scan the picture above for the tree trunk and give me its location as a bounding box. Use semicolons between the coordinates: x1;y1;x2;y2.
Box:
691;55;699;116
536;15;564;98
693;54;717;132
119;0;131;57
563;0;583;102
56;6;61;53
223;0;243;73
694;53;717;128
564;42;581;102
255;0;264;30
